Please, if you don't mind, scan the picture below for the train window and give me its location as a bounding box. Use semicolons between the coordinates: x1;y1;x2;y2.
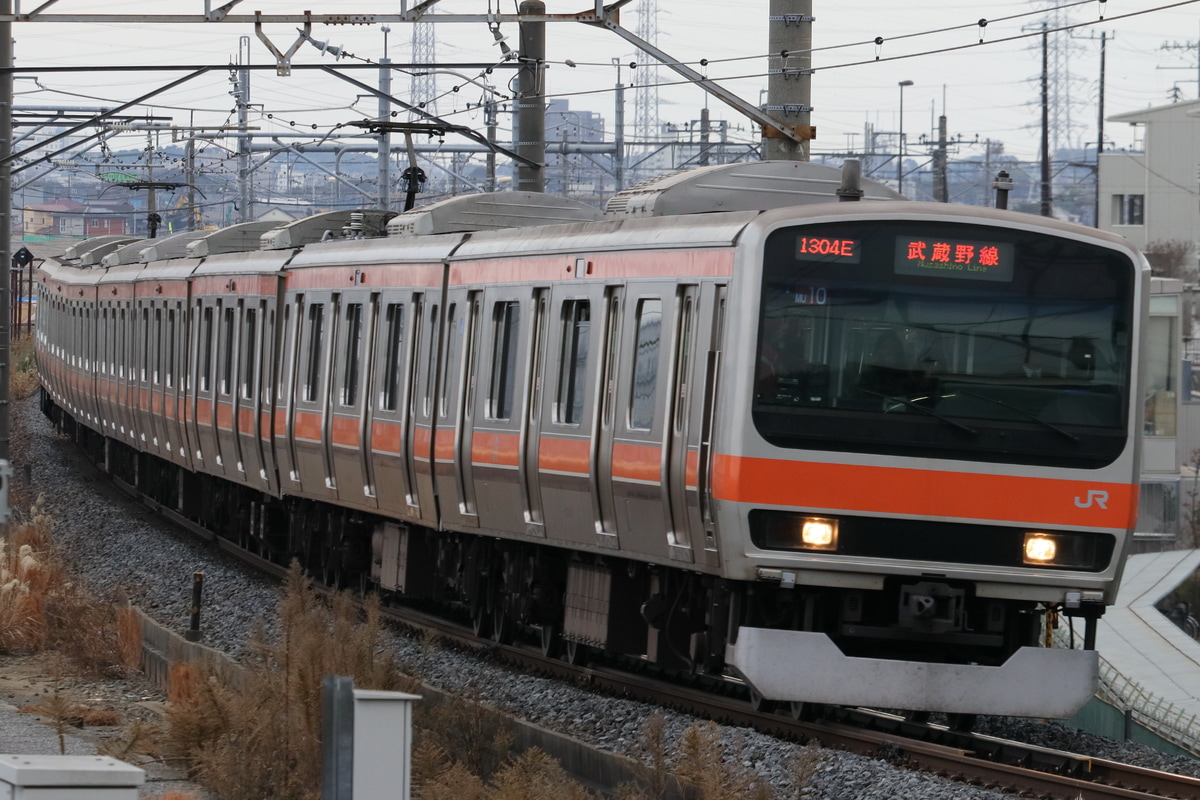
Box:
674;294;694;432
424;304;439;417
167;308;176;389
242;307;258;401
439;303;458;419
488;301;521;420
200;305;214;393
381;303;404;412
154;308;162;385
629;298;662;431
555;300;590;425
305;303;325;403
221;306;236;396
141;307;150;382
279;303;294;403
118;307;127;380
342;303;363;407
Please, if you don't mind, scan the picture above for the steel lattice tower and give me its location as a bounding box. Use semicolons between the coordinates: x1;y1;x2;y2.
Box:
1031;1;1086;155
632;0;661;173
410;21;437;114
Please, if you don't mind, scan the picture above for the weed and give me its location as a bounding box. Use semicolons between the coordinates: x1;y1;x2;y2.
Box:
10;336;39;401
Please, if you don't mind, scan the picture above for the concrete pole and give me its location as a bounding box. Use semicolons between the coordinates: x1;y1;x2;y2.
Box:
516;0;546;192
237;38;253;223
0;0;12;461
613;67;625;191
764;0;812;161
378;58;392;209
485;92;497;192
699;106;711;167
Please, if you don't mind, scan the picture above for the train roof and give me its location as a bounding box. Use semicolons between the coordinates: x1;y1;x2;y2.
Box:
387;192;601;237
102;230;212;267
260;209;397;250
603;160;902;218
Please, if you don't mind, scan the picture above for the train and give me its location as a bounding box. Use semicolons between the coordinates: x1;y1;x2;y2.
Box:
35;160;1149;720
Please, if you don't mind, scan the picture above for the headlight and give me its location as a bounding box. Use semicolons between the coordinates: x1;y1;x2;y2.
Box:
1023;532;1096;568
801;518;838;550
1024;534;1057;564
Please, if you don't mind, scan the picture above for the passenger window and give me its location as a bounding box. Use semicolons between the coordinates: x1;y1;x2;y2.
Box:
305;303;325;403
221;306;235;396
381;303;404;412
629;298;662;430
555;300;590;425
242;307;258;400
198;305;213;391
342;303;363;407
488;301;521;420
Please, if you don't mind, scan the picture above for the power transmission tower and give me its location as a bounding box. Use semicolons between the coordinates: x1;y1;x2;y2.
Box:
632;0;661;181
1029;1;1087;154
410;20;438;114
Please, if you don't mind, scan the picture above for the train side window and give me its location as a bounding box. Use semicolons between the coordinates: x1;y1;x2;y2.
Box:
153;308;163;385
221;305;236;396
342;303;363;407
488;300;521;420
381;303;404;412
242;307;258;400
200;305;214;392
167;308;177;389
555;300;590;425
629;298;662;431
305;303;325;403
141;307;150;381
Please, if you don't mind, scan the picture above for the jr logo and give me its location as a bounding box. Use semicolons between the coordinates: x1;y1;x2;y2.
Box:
1074;490;1109;509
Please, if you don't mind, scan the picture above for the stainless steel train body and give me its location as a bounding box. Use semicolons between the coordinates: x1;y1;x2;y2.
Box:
36;190;1149;719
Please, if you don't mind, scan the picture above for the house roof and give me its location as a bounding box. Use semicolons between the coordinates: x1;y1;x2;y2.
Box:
1109;97;1200;124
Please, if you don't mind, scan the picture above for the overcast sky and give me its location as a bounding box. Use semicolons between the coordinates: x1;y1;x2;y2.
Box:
10;1;1200;164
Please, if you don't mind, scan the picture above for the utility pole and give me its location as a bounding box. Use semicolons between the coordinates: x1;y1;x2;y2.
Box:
1041;25;1053;217
1097;31;1108;227
378;27;392;210
1160;22;1200;98
516;0;546;192
932;114;948;202
764;0;813;161
699;106;711;167
236;35;253;223
1;0;12;464
485;91;498;192
612;59;626;192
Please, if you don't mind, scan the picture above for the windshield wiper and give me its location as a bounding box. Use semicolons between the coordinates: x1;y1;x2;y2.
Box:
956;389;1079;443
858;388;978;436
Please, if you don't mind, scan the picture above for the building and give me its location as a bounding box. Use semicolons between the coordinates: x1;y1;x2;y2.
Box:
20;198;134;241
1098;98;1200;261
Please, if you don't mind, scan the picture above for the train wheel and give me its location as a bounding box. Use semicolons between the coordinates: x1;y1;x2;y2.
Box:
565;638;590;666
789;702;823;722
471;601;490;639
946;713;977;732
490;603;513;645
539;624;560;658
748;687;776;714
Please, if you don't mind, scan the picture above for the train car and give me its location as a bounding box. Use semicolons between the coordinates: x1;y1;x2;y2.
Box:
35;162;1148;720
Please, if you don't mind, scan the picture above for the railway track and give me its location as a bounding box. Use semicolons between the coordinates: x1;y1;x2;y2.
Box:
102;461;1200;800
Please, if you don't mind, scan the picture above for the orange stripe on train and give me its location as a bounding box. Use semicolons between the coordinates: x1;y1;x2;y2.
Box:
472;430;519;467
710;455;1138;529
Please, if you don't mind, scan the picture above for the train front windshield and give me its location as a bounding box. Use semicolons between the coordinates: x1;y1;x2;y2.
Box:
754;220;1137;468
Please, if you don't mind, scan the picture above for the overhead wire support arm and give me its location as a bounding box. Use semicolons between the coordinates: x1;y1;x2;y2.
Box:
592;14;806;144
318;65;540;168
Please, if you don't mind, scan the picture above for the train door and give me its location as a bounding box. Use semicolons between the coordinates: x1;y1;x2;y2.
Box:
605;284;675;560
214;300;243;479
166;301;192;469
275;297;302;493
190;299;224;474
410;297;441;527
696;285;727;568
592;285;623;546
369;292;421;520
436;290;482;529
520;288;550;534
663;284;700;563
236;299;271;491
291;291;339;501
148;303;166;456
254;300;278;493
470;289;539;536
329;291;377;510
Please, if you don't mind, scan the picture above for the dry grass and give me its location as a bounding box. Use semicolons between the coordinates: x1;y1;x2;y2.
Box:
0;497;62;653
10;335;39;400
163;561;407;800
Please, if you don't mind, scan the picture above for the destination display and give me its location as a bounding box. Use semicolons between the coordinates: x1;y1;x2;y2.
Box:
795;235;862;264
894;236;1015;282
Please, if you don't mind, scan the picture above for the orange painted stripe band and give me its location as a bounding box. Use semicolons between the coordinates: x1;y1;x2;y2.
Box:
612;442;661;483
472;430;520;467
538;436;590;475
711;455;1138;529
